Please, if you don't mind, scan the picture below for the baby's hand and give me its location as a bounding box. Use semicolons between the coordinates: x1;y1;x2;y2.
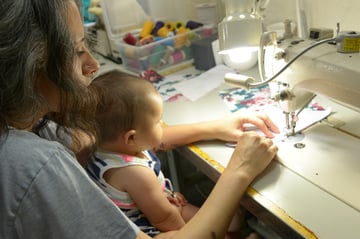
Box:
166;191;187;207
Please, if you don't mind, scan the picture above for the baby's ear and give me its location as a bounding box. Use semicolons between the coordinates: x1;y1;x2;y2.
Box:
124;129;136;145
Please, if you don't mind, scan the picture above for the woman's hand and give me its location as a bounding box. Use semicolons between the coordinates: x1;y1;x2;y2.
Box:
208;110;280;142
159;110;280;151
227;131;279;183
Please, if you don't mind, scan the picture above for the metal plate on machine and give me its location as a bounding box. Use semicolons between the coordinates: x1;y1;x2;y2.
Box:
276;123;360;212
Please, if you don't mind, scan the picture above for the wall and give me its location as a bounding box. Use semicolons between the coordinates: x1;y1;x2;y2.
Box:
264;0;360;32
303;0;360;31
181;0;360;34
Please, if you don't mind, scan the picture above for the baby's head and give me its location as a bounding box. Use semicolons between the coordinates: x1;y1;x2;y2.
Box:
90;70;163;152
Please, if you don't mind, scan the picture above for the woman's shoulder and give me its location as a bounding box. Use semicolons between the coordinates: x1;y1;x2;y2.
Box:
0;130;139;239
1;129;72;159
0;129;77;177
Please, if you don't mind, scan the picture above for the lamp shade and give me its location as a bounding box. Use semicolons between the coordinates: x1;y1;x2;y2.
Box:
217;0;268;71
218;13;263;54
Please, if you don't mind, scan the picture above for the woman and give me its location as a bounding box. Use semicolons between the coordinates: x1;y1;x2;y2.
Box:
0;1;278;239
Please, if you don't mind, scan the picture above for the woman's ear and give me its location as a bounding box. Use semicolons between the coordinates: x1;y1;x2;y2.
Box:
124;129;137;145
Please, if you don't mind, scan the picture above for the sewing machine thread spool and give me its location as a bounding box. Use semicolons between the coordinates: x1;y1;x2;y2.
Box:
151;21;165;35
162;37;175;47
186;20;204;30
140;20;154;39
123;32;138;45
166;31;175;38
175;21;185;29
140;35;155;45
160;46;175;65
337;31;360;53
123;46;138;59
174;27;189;49
168;49;186;64
165;22;175;31
149;44;166;68
157;26;171;38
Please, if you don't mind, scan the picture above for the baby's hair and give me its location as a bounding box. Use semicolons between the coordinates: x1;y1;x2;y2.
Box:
90;70;159;143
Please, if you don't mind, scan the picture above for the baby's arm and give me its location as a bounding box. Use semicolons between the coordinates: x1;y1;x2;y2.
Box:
105;165;186;232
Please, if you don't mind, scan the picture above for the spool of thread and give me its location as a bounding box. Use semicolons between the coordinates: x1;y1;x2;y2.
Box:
162;38;175;47
123;32;138;45
151;21;165;35
186;20;203;30
169;50;186;64
165;22;175;31
157;26;171;38
176;26;188;33
154;36;164;41
337;31;360;53
160;46;175;65
140;35;155;45
148;44;165;68
123;46;138;59
175;21;185;29
140;20;154;39
174;27;189;49
166;31;175;38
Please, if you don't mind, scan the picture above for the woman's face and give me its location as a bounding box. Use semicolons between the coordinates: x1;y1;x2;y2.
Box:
39;1;99;113
67;0;99;86
31;1;100;123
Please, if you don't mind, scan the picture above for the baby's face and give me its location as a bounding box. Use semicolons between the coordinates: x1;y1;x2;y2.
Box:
135;93;164;151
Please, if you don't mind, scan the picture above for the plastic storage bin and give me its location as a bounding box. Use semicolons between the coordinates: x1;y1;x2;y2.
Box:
117;26;215;73
99;0;215;73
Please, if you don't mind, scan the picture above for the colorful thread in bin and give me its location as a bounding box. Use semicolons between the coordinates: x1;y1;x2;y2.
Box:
117;24;215;73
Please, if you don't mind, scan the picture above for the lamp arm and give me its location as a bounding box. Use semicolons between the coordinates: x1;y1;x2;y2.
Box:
258;31;277;82
250;36;338;89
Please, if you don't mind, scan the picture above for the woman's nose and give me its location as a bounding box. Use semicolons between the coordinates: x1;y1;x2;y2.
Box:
83;52;100;77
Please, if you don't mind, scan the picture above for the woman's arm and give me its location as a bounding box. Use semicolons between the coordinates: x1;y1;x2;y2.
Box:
136;132;278;239
157;111;280;151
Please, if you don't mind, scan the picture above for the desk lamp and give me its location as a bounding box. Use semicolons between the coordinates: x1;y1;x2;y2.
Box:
218;0;270;71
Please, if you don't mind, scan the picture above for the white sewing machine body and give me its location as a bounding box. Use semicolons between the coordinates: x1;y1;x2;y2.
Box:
265;37;360;114
257;35;360;230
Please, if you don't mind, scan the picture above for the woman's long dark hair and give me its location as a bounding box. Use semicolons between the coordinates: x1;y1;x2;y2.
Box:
0;0;97;149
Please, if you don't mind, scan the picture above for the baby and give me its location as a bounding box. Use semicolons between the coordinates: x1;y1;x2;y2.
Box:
86;70;251;239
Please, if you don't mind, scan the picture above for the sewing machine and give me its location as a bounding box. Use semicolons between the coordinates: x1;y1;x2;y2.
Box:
220;31;360;237
226;28;360;137
261;31;360;136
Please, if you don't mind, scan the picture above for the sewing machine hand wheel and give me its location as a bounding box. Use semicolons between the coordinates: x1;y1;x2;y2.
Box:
258;31;278;82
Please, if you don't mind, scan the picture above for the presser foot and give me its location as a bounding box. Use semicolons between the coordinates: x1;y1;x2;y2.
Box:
279;130;305;143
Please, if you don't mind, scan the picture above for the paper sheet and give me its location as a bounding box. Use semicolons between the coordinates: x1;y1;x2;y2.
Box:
173;64;235;101
153;73;201;102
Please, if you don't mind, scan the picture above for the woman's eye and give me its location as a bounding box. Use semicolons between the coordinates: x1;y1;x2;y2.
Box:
76;43;89;56
76;50;85;56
